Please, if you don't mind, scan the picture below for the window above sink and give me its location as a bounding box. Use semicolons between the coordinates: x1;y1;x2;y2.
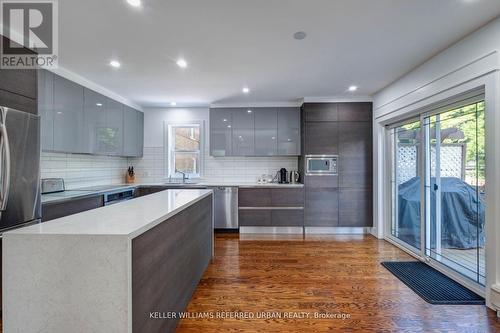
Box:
165;121;204;179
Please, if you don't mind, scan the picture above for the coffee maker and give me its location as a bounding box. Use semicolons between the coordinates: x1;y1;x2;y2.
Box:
278;168;288;184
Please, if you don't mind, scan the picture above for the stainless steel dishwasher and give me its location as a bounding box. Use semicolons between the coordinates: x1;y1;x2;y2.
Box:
208;186;238;229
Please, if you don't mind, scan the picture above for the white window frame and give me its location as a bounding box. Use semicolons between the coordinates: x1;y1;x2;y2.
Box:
164;121;204;179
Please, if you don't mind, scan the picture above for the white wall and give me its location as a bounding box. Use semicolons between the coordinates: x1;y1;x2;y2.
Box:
374;17;500;114
372;16;500;309
130;107;298;183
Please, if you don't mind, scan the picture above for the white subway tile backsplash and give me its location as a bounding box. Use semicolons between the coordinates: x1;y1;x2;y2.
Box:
128;146;298;183
42;147;299;187
41;152;130;189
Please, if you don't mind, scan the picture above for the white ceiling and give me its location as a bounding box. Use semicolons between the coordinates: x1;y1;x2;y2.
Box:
57;0;500;107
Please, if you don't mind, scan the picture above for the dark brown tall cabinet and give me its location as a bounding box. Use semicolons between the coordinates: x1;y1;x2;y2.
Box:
301;102;373;228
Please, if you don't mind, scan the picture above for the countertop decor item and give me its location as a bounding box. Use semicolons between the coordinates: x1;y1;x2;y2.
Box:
126;166;135;184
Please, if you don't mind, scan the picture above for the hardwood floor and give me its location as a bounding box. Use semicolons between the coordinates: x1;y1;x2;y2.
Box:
177;233;500;333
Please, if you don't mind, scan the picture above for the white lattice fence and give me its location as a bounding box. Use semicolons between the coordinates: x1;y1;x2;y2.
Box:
397;144;465;185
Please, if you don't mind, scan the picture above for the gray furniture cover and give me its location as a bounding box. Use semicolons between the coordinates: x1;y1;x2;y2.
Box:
397;177;485;249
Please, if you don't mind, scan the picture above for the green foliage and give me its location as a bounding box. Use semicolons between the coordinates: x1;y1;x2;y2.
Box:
437;101;485;181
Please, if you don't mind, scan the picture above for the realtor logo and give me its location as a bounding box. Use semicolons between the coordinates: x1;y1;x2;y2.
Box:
0;0;58;69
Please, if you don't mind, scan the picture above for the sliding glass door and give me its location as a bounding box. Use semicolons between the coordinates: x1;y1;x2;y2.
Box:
390;119;422;252
424;101;485;285
388;97;486;286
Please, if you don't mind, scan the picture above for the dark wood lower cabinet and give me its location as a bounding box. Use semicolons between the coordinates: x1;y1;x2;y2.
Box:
305;188;339;227
238;188;272;207
238;188;305;227
42;195;104;222
239;210;271;226
339;188;372;227
271;210;304;226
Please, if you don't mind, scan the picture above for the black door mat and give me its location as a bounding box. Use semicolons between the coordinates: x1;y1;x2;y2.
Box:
381;261;484;305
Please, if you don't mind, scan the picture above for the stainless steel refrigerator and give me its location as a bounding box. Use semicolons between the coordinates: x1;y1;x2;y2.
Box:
0;106;41;233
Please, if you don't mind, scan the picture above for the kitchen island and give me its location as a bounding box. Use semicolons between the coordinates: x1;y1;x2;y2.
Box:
2;189;213;333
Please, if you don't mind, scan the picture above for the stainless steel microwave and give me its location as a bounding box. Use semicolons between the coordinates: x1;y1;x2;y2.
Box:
305;155;338;175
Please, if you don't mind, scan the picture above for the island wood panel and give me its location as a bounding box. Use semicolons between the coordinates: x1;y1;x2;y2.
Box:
176;234;500;333
132;196;212;333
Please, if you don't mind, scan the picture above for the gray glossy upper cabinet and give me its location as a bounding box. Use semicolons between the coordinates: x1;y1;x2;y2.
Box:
136;111;144;157
123;106;143;157
209;107;301;157
53;75;84;153
278;107;300;155
104;98;124;155
254;108;277;156
38;70;54;151
83;88;107;154
210;108;233;156
232;108;255;156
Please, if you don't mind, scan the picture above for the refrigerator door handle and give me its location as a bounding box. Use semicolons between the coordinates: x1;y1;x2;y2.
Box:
0;112;11;212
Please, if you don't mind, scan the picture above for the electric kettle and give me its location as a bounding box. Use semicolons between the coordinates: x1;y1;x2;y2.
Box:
289;171;300;184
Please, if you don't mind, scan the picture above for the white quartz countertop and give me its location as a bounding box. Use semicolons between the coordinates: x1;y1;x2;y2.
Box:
11;189;212;238
41;182;303;204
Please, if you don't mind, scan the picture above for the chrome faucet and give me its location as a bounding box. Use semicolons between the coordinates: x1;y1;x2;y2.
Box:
175;170;188;184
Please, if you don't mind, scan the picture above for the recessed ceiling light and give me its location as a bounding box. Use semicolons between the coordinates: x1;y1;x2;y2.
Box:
227;125;231;128
127;0;141;7
176;58;188;68
96;103;103;107
222;118;227;122
348;85;358;92
109;60;121;68
293;31;307;40
170;101;177;106
242;87;250;94
247;109;252;113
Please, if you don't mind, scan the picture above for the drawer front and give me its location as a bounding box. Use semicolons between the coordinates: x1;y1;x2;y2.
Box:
238;188;271;207
238;210;271;226
271;210;304;227
270;188;304;207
